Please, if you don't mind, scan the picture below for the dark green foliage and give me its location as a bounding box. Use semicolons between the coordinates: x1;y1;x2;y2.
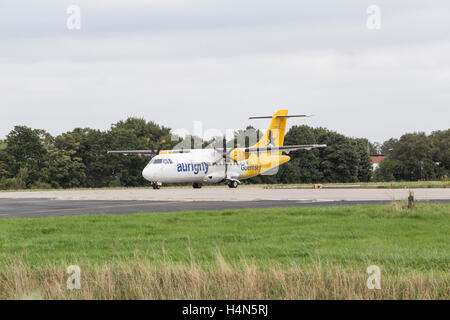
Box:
353;138;373;182
380;138;399;156
0;118;175;189
276;126;372;183
374;130;449;181
430;130;450;176
3;126;47;186
373;158;404;181
0;119;448;189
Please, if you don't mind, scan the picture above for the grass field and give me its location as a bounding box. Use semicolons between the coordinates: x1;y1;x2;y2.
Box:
0;203;448;299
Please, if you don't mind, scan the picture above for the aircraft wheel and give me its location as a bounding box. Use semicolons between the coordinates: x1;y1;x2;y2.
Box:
193;183;202;189
228;180;238;188
152;183;161;190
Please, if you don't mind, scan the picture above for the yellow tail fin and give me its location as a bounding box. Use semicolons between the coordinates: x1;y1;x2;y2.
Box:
252;109;288;149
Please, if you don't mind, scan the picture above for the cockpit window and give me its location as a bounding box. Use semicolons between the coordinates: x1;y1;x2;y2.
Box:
151;158;172;164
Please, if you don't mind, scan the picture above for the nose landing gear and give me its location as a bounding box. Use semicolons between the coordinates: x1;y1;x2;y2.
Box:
152;182;162;190
192;183;202;189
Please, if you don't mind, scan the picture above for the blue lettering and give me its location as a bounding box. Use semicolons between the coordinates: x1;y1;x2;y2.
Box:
176;162;211;175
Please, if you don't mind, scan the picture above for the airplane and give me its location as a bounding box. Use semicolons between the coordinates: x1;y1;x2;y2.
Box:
107;109;326;189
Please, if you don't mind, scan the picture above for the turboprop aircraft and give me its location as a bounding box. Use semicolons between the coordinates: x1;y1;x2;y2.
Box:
107;110;326;189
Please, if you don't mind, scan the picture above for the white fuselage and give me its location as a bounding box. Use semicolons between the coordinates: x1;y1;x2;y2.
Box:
142;149;245;184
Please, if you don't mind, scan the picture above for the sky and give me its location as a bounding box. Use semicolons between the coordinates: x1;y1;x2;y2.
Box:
0;0;449;143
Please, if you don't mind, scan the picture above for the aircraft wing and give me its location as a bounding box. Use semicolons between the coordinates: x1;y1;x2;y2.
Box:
243;144;327;153
107;149;196;156
107;150;154;155
107;144;326;156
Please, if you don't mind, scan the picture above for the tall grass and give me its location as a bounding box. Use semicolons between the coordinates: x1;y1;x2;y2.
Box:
0;253;448;300
0;204;448;299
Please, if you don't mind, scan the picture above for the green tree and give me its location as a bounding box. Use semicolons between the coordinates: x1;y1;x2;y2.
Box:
0;141;9;179
275;126;366;183
277;125;322;183
390;133;435;180
315;128;360;183
4;126;48;187
373;158;403;181
0;149;11;186
69;128;113;188
107;118;175;187
430;129;450;179
380;138;398;156
353;138;373;182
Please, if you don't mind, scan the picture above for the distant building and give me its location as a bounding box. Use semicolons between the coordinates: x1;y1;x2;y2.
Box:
370;155;386;171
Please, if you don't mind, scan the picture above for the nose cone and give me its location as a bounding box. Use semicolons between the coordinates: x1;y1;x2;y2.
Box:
142;165;155;182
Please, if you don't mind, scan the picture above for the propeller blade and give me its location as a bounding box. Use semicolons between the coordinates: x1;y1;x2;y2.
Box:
147;137;156;154
222;137;227;157
156;144;162;155
223;136;228;178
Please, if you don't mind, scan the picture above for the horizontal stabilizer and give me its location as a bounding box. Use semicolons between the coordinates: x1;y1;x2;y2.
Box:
249;114;312;119
244;144;326;153
107;149;192;156
107;150;154;155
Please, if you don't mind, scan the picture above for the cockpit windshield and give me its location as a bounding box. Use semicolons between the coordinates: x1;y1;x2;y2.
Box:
150;158;173;164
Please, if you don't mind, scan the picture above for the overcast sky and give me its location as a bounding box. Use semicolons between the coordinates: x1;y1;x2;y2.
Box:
0;1;449;143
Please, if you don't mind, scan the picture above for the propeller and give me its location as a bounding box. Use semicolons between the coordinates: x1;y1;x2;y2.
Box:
223;136;228;179
156;139;166;155
147;137;156;155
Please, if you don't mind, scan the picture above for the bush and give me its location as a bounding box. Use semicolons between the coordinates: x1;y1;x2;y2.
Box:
30;180;53;190
0;177;26;190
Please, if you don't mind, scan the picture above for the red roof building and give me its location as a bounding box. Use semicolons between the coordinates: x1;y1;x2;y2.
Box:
370;155;386;170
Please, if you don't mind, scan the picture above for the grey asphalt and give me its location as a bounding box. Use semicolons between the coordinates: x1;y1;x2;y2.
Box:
0;198;449;218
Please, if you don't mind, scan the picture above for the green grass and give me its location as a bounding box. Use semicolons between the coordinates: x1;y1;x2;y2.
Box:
0;204;448;299
0;204;448;274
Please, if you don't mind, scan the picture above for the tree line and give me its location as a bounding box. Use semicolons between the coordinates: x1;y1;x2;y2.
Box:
0;118;448;189
372;131;449;181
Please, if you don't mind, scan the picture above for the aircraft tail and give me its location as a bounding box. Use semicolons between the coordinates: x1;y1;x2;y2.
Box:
228;109;312;161
250;109;289;149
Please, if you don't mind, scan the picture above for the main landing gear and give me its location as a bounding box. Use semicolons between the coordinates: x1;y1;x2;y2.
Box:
192;183;202;189
227;180;239;188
